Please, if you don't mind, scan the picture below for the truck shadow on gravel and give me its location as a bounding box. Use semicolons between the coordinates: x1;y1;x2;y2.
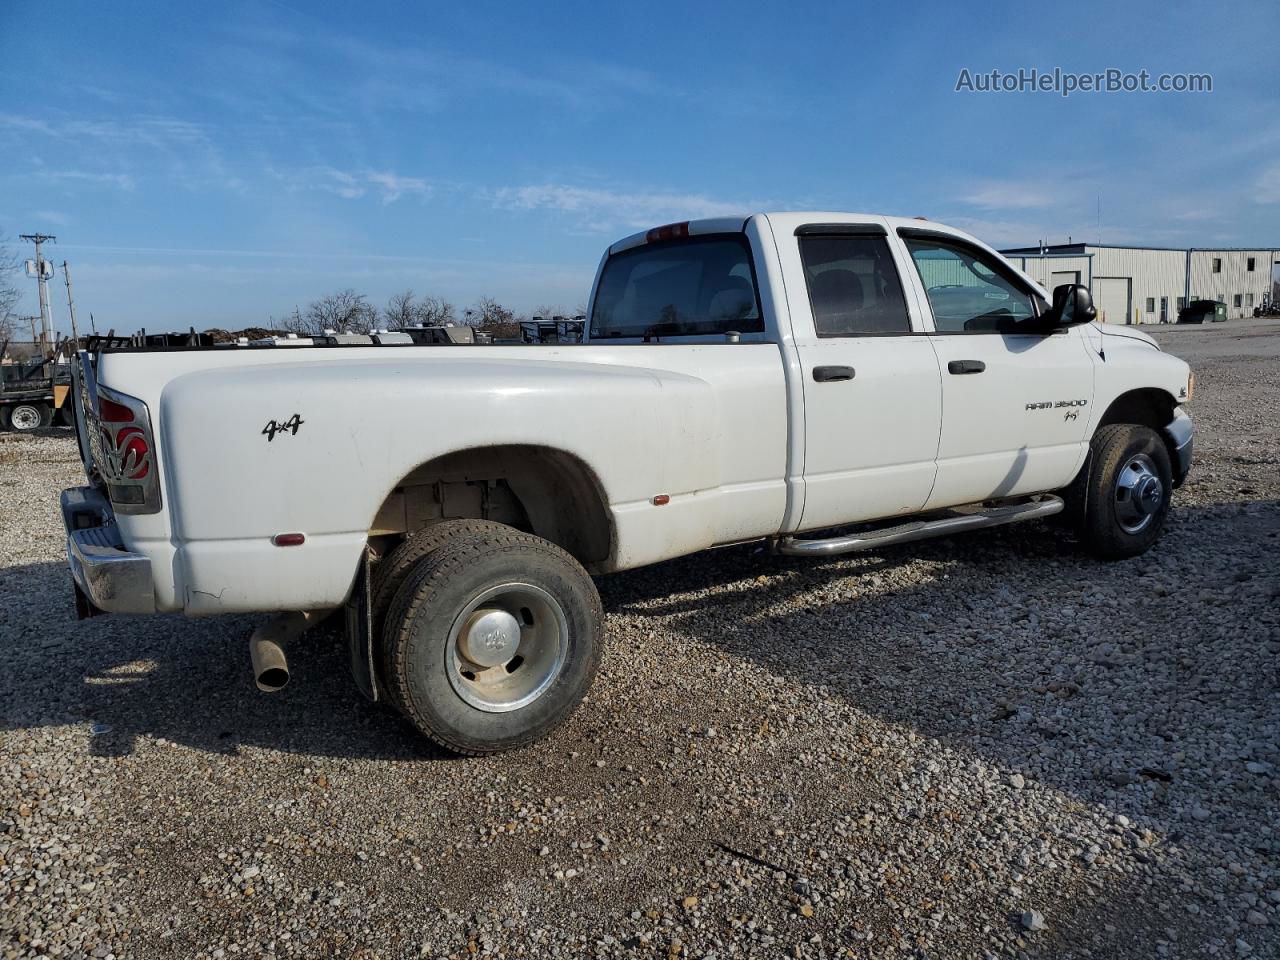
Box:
2;499;1276;786
0;560;436;761
596;497;1280;815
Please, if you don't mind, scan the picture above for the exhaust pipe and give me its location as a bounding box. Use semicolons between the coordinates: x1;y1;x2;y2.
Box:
249;611;323;692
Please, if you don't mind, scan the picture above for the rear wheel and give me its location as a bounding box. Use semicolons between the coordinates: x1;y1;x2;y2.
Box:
383;526;602;755
8;402;51;431
371;519;512;706
1078;424;1173;560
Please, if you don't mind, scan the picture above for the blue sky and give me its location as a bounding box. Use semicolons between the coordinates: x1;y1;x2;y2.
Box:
1;0;1277;332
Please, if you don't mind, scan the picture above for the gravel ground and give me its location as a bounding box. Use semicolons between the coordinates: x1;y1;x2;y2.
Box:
2;321;1277;960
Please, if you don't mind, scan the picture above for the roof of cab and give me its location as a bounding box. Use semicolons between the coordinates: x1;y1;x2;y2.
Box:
607;212;980;255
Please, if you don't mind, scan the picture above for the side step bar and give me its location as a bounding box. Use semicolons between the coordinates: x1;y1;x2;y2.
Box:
775;495;1064;557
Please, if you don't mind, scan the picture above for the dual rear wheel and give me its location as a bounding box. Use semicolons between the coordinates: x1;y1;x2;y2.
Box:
374;522;602;755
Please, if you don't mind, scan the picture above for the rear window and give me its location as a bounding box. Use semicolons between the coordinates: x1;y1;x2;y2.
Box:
590;235;763;339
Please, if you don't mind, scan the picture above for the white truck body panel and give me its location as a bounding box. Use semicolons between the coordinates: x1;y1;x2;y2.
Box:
72;212;1194;620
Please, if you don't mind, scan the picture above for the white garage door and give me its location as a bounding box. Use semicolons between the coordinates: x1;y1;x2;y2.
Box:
1095;277;1131;325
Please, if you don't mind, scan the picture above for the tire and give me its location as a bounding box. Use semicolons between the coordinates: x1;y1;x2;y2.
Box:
8;403;51;431
383;526;603;755
1078;424;1173;560
370;519;512;706
57;404;74;427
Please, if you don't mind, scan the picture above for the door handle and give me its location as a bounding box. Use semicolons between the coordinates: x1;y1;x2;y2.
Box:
947;360;986;375
812;365;855;382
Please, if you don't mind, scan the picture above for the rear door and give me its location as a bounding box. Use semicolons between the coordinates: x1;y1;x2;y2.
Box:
898;230;1096;509
773;220;943;532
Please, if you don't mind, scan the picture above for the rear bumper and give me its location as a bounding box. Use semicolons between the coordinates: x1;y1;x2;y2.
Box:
61;486;156;617
1164;407;1194;488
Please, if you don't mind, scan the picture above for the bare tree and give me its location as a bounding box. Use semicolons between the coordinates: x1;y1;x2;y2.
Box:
414;295;455;326
468;296;514;329
384;290;417;328
291;289;377;334
0;234;22;344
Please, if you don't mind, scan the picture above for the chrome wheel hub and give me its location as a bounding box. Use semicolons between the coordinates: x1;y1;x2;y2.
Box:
446;582;568;713
1114;454;1163;533
458;608;522;667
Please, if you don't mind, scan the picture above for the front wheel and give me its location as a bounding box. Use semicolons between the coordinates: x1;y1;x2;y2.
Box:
382;525;603;755
1078;424;1173;560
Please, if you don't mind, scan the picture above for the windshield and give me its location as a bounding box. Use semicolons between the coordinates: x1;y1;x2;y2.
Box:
590;235;763;339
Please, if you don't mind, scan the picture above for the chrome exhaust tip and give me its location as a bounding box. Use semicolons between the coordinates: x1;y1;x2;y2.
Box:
248;611;323;693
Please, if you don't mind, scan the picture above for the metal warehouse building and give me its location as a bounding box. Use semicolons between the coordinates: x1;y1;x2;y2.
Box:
1000;243;1279;324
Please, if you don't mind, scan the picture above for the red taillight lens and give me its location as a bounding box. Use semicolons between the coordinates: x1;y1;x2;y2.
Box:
114;426;150;479
99;396;135;423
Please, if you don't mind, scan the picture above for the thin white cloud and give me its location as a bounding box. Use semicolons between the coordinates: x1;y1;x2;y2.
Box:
1257;164;1280;204
365;170;430;204
490;183;749;231
959;180;1054;210
268;166;431;203
37;169;136;191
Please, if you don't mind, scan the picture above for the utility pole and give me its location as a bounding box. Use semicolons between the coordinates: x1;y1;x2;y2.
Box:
20;233;56;357
61;260;80;344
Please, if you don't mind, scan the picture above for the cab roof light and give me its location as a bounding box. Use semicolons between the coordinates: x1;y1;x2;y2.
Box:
645;222;690;244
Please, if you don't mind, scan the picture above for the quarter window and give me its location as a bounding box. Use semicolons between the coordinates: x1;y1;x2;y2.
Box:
904;237;1039;333
798;234;911;336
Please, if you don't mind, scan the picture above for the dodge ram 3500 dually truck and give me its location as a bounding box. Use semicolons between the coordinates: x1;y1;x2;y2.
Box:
61;213;1194;754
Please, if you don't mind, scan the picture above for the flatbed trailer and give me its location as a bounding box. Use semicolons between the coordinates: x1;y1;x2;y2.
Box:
0;343;72;431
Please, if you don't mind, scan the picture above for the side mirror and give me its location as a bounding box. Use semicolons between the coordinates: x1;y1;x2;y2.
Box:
1051;283;1097;326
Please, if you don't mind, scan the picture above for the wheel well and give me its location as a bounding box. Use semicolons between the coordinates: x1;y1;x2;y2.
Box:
1096;387;1178;463
1098;388;1176;433
369;445;612;566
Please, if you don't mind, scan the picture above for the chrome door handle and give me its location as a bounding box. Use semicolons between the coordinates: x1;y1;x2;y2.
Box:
812;365;856;382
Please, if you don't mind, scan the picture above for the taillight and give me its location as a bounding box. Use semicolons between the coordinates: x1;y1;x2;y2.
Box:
94;386;161;514
98;396;135;423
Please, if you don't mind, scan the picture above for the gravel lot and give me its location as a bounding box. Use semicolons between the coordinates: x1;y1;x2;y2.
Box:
2;322;1277;960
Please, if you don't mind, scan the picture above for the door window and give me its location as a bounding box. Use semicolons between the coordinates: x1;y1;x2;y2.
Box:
904;237;1040;333
798;235;911;336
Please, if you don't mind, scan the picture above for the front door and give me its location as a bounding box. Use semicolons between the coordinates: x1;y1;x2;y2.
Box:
785;228;943;531
899;233;1097;510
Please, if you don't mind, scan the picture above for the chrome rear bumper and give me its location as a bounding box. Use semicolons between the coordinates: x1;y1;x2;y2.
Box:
62;486;155;617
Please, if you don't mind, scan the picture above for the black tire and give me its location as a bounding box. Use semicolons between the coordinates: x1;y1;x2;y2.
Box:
371;519;512;706
8;402;51;431
57;404;74;427
0;406;9;431
383;526;602;755
1078;424;1173;560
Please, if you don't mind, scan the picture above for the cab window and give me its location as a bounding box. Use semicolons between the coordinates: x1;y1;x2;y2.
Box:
905;237;1040;333
590;235;763;338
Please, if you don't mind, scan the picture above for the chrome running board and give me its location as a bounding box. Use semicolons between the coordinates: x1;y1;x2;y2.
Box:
775;495;1064;557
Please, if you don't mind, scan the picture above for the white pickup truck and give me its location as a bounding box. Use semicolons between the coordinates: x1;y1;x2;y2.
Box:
61;212;1194;754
